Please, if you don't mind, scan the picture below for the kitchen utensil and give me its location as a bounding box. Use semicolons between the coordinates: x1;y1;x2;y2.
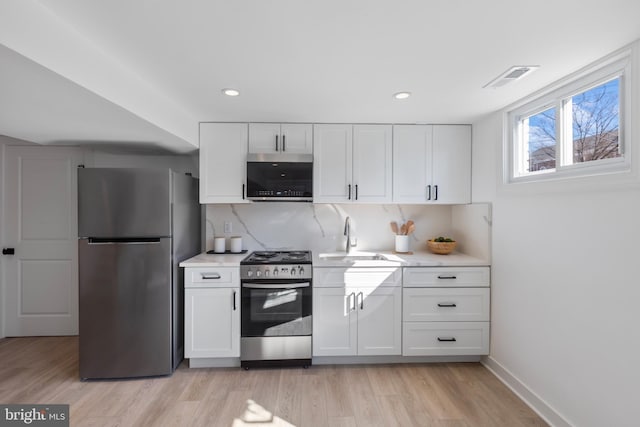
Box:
406;223;415;235
390;221;399;234
400;223;407;235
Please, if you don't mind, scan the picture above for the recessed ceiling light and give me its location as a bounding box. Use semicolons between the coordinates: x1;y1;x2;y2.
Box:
222;88;240;97
483;66;540;89
393;92;411;100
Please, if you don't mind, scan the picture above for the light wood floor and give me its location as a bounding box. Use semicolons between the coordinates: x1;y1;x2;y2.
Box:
0;337;547;427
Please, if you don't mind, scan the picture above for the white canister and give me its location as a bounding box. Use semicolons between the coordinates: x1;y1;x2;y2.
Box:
230;236;243;253
395;235;409;253
213;237;226;253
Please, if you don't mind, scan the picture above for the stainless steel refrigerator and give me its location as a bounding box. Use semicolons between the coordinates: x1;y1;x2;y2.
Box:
78;168;200;380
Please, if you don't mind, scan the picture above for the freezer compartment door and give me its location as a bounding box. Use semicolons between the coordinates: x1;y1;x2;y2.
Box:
79;237;173;379
78;168;171;238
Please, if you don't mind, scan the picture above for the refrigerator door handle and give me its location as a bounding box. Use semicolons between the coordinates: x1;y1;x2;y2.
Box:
88;237;162;245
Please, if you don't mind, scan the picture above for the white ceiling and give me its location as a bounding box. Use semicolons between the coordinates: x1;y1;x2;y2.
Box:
1;0;640;153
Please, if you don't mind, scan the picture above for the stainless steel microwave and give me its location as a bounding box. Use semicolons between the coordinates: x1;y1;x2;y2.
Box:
246;153;313;202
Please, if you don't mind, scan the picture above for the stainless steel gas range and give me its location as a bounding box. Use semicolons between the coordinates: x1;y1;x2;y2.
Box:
240;251;312;369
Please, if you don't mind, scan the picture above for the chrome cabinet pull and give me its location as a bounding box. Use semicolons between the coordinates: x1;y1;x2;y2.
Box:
358;291;364;310
202;273;221;280
349;292;356;311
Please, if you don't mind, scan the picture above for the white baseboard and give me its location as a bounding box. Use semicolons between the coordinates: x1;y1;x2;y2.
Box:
481;356;572;427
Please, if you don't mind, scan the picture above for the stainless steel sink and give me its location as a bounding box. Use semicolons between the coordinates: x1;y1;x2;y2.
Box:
318;253;389;261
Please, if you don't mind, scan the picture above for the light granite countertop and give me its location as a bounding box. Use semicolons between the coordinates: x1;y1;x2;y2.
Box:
179;250;489;268
179;252;248;268
312;250;489;267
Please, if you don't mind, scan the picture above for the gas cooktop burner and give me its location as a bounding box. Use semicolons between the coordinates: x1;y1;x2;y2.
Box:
253;251;278;258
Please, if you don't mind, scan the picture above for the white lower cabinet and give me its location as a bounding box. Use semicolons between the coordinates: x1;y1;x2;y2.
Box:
313;267;402;356
184;267;240;358
403;322;490;356
402;266;490;356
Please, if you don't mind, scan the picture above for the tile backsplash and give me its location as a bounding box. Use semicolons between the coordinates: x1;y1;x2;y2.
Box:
205;203;457;254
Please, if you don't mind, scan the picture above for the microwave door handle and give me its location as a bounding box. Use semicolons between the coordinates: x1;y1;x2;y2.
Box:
242;282;310;289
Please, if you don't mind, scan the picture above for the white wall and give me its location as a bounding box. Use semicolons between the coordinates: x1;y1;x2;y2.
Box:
475;41;640;427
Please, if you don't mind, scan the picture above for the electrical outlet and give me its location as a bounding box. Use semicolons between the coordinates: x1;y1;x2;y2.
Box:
224;222;232;233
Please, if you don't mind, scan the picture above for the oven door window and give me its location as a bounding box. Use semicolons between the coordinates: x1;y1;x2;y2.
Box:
241;282;312;337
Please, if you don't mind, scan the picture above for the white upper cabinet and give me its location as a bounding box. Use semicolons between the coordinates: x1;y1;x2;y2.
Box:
199;123;249;204
314;124;392;203
248;123;313;154
393;124;471;204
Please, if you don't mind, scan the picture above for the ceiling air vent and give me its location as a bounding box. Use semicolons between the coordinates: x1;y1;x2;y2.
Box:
483;65;539;89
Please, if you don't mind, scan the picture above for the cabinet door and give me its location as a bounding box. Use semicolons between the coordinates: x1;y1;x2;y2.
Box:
431;125;471;204
199;123;248;203
353;125;392;203
280;124;313;154
313;124;353;203
313;287;357;356
185;288;239;358
248;123;281;153
357;286;402;356
392;125;431;203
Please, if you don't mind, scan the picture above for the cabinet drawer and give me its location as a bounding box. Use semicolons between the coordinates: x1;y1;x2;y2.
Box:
314;267;401;288
185;267;239;288
403;288;490;322
402;322;489;356
403;267;489;287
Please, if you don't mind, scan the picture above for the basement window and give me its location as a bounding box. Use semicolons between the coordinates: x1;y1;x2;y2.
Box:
508;54;631;183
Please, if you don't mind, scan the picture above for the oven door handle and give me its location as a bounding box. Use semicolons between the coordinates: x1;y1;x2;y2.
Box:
242;282;310;289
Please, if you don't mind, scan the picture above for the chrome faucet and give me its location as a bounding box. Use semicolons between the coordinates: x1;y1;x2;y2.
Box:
344;216;352;253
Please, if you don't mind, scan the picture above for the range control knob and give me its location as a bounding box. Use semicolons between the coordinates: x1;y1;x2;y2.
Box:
273;269;278;276
298;266;304;275
247;270;253;277
256;270;262;277
291;268;296;276
265;269;270;277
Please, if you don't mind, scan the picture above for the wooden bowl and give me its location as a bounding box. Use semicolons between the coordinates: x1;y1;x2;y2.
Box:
427;240;457;255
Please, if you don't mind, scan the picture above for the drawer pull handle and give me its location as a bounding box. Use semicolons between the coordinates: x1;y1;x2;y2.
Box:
202;273;221;280
437;337;457;342
437;303;457;308
437;275;457;280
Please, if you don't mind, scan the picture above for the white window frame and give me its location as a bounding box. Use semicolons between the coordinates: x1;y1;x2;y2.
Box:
506;51;633;185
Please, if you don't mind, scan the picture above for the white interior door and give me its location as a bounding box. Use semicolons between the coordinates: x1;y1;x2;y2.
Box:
3;145;82;336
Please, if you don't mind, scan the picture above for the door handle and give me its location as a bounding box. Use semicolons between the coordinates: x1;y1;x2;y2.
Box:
232;290;237;311
2;248;15;255
358;291;364;310
434;185;438;201
282;134;286;152
427;185;431;201
275;135;279;151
